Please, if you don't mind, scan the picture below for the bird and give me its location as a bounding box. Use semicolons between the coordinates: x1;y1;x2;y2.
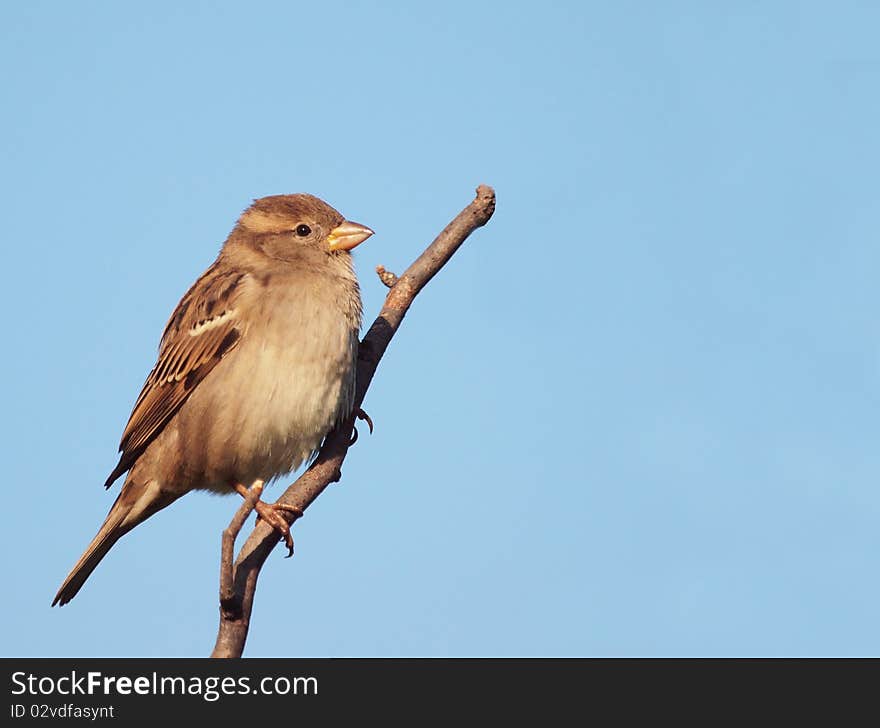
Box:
53;193;374;606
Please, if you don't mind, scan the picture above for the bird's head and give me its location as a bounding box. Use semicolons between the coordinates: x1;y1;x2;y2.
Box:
234;193;374;263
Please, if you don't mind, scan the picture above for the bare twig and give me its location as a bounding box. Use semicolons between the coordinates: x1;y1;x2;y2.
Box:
210;184;496;658
219;482;263;617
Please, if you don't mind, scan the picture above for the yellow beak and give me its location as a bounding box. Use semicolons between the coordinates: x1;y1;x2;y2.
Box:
327;220;374;251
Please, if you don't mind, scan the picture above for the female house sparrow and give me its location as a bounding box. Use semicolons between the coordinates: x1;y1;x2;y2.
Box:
53;194;373;606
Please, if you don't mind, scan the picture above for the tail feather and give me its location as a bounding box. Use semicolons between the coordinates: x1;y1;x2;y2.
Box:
53;479;179;606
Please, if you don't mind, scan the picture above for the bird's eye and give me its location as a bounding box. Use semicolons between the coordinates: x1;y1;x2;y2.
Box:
295;224;312;237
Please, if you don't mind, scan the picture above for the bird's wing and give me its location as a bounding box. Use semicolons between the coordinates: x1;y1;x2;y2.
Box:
104;264;249;487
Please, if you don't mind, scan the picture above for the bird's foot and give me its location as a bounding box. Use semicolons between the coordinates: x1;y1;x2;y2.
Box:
349;407;374;445
253;501;302;558
233;482;302;557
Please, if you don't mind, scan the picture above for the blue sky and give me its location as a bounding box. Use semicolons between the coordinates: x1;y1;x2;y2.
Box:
2;1;879;656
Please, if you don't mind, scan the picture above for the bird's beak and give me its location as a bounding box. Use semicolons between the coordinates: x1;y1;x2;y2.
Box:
327;220;374;251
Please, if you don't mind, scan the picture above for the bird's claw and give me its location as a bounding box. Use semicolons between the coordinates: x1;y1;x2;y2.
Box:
254;502;302;558
356;407;374;434
233;482;301;557
350;407;374;445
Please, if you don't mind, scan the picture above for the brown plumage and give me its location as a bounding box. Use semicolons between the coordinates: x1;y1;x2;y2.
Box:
53;194;373;606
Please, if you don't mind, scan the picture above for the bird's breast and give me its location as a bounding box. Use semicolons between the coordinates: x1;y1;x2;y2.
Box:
173;279;360;490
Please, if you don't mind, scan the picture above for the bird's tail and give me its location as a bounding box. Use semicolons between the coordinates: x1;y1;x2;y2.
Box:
52;478;180;606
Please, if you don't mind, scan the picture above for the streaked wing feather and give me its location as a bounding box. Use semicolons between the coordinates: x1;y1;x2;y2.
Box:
104;265;248;487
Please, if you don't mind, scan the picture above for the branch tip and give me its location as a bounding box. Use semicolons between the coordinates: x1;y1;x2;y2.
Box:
474;185;496;222
376;265;399;288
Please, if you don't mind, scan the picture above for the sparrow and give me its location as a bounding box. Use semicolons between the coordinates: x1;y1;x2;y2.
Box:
53;194;373;606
